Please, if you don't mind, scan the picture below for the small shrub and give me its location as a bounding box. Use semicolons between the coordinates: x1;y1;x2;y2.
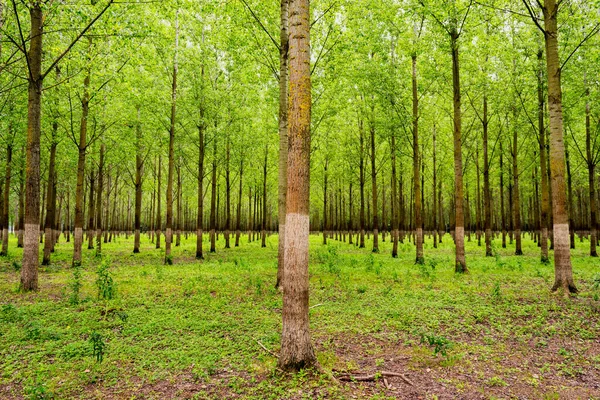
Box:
420;333;452;357
89;332;106;363
69;264;83;305
96;259;116;300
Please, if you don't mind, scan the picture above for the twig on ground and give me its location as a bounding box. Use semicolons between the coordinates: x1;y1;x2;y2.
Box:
309;303;324;309
254;339;278;358
337;370;414;386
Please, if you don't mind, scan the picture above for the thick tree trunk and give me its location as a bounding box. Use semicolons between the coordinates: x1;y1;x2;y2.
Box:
21;3;44;291
278;0;317;370
450;31;467;273
276;0;289;289
73;39;92;266
543;0;577;294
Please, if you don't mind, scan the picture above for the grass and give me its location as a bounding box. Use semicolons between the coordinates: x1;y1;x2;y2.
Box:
0;231;599;399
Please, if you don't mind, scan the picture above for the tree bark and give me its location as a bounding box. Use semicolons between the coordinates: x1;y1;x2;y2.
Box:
542;0;577;293
512;107;522;255
134;107;143;253
165;9;179;264
276;0;289;289
41;137;56;264
450;30;467;273
73;37;92;266
196;102;205;259
95;144;105;256
278;0;317;370
369;102;379;253
483;96;492;256
412;55;423;263
21;3;44;290
538;50;550;262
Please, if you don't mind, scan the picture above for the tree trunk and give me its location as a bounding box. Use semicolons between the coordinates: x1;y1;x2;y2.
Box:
278;0;317;370
359;117;365;248
483;96;492;256
432;123;437;249
450;31;467;273
322;158;328;245
1;143;12;256
225;134;231;249
391;125;399;257
235;158;243;247
261;144;268;248
134;107;143;253
585;78;598;257
538;50;550;262
512;108;522;255
369;102;379;253
17;149;24;248
196;103;205;259
543;0;577;293
73;38;92;266
21;3;44;291
276;0;289;289
95;144;105;256
210;135;217;253
41;139;56;264
165;10;179;264
412;55;423;263
156;156;162;249
87;167;95;250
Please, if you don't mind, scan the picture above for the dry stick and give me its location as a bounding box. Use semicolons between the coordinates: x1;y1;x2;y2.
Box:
338;371;414;386
309;303;324;309
254;339;278;358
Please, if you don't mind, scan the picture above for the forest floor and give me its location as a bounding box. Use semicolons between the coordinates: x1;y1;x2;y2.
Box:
0;233;599;400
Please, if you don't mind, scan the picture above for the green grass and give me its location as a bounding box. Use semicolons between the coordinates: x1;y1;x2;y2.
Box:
1;232;599;399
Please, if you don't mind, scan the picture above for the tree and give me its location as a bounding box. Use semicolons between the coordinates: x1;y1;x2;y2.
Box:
278;0;317;372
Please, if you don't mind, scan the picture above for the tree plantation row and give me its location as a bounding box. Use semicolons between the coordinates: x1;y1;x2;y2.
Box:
0;0;599;372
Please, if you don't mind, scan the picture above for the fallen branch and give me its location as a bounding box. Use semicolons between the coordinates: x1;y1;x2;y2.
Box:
337;371;414;386
309;303;324;309
254;339;278;358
